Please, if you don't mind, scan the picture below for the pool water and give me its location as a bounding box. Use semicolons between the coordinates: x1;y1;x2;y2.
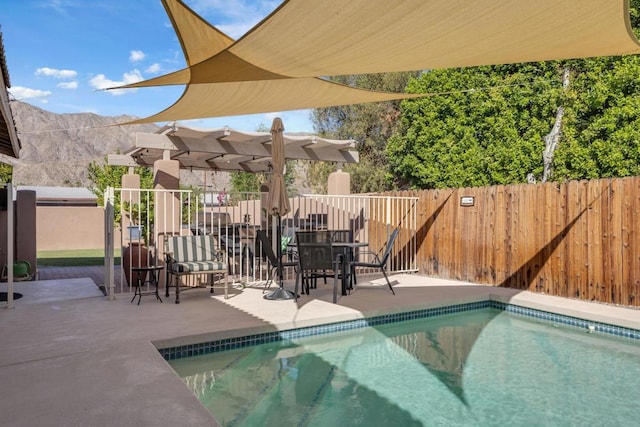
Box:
169;309;640;426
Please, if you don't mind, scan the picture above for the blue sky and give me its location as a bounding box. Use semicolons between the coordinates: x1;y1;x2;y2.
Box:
3;0;316;132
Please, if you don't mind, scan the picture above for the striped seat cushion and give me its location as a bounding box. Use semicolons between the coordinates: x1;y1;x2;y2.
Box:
167;235;219;263
171;260;226;273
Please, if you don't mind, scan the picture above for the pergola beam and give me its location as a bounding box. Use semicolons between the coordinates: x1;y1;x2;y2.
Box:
112;125;359;172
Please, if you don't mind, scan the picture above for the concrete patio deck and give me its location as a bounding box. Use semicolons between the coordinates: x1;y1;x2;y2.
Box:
1;272;640;426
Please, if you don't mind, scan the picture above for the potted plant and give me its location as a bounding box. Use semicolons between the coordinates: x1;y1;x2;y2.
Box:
121;200;153;288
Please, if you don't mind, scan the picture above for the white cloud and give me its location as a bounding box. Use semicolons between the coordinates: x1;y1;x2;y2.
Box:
40;0;72;15
145;63;161;74
216;23;252;40
122;70;144;84
8;86;52;100
129;50;145;62
35;67;77;79
57;81;78;90
89;70;143;95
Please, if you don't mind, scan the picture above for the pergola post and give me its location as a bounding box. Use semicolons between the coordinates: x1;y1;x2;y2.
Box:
153;153;180;286
328;168;350;195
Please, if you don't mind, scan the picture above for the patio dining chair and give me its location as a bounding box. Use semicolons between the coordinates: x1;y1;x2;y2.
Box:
294;238;341;302
353;228;399;295
295;230;333;290
256;230;297;293
295;230;331;243
330;229;356;287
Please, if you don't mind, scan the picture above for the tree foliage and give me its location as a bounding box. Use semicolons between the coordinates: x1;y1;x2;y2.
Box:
0;162;12;184
230;171;266;193
229;161;297;195
87;157;155;225
87;157;154;203
386;63;564;188
553;55;640;180
310;1;640;191
310;72;419;193
388;53;640;189
385;0;640;189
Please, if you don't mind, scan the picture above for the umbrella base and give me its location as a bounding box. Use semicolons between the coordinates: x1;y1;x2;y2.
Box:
263;287;296;300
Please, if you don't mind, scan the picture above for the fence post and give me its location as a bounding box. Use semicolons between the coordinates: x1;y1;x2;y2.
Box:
5;183;14;309
104;187;115;301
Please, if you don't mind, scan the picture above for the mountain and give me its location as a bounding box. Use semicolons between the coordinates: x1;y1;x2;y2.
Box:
1;101;229;189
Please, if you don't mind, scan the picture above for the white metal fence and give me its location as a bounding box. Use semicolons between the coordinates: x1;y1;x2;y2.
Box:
104;188;418;298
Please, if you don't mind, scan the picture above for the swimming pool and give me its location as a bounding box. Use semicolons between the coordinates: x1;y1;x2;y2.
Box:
167;304;640;426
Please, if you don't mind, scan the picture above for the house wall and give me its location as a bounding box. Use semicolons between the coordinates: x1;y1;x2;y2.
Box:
0;189;37;277
16;190;37;272
36;206;106;251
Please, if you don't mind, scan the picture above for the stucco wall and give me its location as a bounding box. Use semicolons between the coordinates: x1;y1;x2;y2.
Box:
36;206;106;251
0;190;38;273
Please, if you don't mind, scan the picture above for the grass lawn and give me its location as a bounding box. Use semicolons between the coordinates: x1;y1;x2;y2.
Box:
37;249;121;267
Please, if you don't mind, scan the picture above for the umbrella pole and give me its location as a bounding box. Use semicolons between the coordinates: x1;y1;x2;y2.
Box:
277;214;284;288
264;214;295;300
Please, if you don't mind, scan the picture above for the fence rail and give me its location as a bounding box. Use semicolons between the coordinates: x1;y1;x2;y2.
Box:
105;188;418;296
389;177;640;308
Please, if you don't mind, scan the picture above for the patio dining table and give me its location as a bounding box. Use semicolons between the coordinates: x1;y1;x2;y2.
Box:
294;230;368;302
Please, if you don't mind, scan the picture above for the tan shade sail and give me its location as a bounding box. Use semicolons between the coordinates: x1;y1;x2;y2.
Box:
226;0;640;78
108;123;359;173
163;0;233;66
117;0;234;89
125;0;640;87
117;0;640;125
123;78;424;125
117;0;424;124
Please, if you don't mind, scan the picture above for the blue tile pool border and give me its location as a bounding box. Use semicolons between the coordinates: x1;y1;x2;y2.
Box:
157;300;640;360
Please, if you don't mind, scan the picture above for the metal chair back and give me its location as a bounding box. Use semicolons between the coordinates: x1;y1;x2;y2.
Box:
295;230;336;294
256;230;278;267
256;229;296;292
295;230;331;244
330;229;353;243
379;228;400;266
296;242;334;271
352;228;399;295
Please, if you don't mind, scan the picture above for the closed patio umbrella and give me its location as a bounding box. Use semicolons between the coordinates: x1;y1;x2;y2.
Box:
264;117;294;300
267;117;290;218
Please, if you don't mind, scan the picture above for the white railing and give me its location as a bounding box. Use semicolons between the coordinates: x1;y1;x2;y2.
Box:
104;188;418;298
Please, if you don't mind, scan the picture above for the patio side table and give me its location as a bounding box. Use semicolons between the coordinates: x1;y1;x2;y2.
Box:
131;265;164;305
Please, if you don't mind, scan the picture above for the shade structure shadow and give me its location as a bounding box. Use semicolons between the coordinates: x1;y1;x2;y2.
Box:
0;292;23;302
497;182;609;292
393;191;453;270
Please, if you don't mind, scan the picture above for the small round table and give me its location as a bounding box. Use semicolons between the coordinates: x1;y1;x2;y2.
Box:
130;265;164;305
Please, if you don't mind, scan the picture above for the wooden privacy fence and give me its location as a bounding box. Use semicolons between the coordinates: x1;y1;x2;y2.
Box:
388;177;640;308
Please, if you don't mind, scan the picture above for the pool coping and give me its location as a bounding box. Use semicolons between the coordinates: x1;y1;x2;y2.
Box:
158;291;640;360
